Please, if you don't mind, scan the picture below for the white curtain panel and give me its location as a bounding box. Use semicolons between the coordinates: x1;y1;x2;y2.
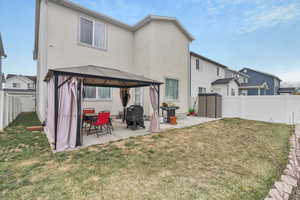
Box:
56;76;78;151
149;86;160;133
45;78;55;144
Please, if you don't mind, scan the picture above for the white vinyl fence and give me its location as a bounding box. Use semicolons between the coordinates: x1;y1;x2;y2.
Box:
0;91;22;131
223;96;300;124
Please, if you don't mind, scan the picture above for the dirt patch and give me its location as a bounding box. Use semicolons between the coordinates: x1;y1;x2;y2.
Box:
17;159;39;167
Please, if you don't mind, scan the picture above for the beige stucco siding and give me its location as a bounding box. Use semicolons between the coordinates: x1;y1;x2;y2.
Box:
40;1;136;119
36;1;191;120
148;21;190;114
47;2;133;70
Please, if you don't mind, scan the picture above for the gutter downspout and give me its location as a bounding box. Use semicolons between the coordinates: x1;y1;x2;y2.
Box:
188;45;191;110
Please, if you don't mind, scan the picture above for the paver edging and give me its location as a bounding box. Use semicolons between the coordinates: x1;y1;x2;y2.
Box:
265;125;300;200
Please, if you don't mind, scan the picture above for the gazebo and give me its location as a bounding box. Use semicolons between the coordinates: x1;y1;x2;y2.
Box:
44;65;163;151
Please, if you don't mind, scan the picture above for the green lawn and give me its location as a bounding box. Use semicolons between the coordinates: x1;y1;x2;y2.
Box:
0;112;292;200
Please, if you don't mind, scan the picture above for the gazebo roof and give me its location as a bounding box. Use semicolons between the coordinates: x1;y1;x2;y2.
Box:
44;65;163;88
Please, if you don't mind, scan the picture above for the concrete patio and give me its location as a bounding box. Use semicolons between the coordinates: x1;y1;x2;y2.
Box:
82;116;218;147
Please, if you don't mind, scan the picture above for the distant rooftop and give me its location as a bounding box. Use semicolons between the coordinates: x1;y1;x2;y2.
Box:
278;87;296;93
190;51;229;69
211;78;239;85
6;74;37;82
240;67;282;81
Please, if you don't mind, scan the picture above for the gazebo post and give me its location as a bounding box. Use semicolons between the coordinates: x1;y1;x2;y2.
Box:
157;84;160;117
76;78;82;146
54;72;59;150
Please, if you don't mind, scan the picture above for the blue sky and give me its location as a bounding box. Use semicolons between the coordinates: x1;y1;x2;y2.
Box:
1;0;300;82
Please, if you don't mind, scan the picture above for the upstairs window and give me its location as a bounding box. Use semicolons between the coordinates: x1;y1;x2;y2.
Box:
217;67;220;76
198;87;206;94
196;59;199;70
79;17;107;50
12;83;20;88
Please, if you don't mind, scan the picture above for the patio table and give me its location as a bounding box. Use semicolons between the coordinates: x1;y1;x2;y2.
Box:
83;113;98;121
160;106;180;123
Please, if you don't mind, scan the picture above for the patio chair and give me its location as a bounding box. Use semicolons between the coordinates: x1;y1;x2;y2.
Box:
82;108;96;133
92;111;112;137
126;105;145;130
101;110;114;131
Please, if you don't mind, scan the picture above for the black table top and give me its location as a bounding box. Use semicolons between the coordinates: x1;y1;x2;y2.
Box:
160;106;180;111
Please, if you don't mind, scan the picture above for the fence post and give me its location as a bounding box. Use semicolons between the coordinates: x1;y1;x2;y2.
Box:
0;91;4;131
240;95;245;119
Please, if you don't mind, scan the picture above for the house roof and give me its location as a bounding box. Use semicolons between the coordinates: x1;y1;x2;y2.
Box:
132;15;194;40
239;67;282;81
0;33;7;58
211;78;239;86
190;51;228;69
239;82;269;89
278;87;296;93
226;68;249;78
44;65;163;88
6;74;37;83
33;0;195;59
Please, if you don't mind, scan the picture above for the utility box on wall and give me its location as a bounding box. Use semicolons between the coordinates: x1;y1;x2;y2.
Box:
198;93;222;118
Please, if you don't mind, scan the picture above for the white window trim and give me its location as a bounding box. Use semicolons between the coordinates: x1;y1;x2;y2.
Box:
84;87;112;102
164;77;180;102
78;15;107;51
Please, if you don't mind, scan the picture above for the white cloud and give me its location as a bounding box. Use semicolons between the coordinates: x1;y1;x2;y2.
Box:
191;0;300;33
240;3;300;33
275;69;300;82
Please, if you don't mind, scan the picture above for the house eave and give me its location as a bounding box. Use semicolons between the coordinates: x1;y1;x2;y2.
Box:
190;51;229;69
132;15;195;41
240;67;282;82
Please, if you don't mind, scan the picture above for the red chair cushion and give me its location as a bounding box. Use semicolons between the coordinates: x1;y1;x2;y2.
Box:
93;112;110;126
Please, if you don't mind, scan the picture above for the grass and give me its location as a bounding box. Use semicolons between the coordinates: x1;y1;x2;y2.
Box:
0;112;292;200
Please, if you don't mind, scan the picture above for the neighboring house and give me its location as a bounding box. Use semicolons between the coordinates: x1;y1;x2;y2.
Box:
190;51;281;97
190;51;240;101
211;78;240;97
239;67;281;95
225;68;249;84
0;33;7;90
34;0;194;121
3;74;36;90
3;74;36;112
278;87;297;95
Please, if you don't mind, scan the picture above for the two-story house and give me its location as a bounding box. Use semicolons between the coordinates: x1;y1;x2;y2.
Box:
190;51;281;97
0;33;6;90
190;51;241;101
239;67;281;95
3;74;36;90
34;0;194;121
